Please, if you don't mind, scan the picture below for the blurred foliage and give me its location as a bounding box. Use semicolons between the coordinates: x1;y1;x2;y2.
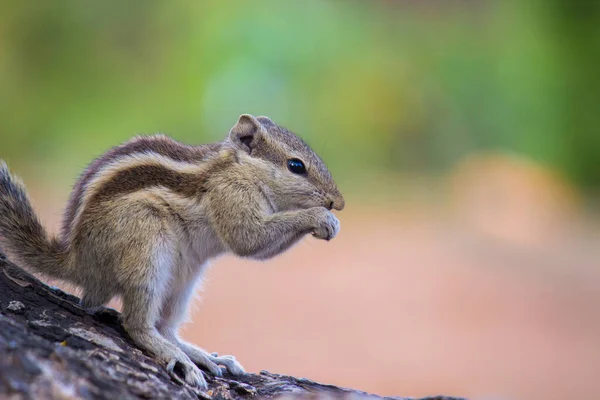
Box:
0;0;598;194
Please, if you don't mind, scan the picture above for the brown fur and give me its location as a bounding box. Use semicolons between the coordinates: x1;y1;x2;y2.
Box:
62;135;220;239
0;114;344;389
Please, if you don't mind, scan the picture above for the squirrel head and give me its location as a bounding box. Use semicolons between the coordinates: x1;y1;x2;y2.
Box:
227;114;345;212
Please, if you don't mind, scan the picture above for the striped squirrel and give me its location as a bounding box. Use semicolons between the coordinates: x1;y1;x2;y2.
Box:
0;114;345;389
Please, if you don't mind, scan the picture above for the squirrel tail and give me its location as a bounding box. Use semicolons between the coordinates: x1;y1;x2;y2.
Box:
0;160;69;279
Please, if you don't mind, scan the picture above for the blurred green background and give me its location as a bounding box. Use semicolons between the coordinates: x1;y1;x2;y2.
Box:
1;2;599;400
1;0;598;198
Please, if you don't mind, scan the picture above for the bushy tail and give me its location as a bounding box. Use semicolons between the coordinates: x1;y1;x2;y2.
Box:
0;160;68;278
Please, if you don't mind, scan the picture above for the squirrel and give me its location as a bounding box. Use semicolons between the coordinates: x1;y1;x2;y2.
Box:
0;114;345;389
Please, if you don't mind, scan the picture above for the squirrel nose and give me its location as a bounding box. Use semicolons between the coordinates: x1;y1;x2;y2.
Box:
329;196;345;211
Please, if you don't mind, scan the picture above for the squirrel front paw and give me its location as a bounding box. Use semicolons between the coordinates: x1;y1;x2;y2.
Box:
310;207;340;241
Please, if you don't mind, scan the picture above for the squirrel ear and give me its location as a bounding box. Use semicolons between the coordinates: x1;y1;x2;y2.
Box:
256;116;274;125
229;114;263;153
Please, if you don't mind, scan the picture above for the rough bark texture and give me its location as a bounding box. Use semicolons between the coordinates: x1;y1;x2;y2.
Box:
0;252;464;400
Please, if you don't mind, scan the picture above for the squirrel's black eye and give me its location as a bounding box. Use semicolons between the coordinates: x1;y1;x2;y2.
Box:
287;158;306;174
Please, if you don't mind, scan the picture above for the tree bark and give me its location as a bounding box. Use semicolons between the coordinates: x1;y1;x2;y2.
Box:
0;252;463;400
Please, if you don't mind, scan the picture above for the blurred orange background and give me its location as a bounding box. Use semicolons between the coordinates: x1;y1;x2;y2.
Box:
1;1;599;400
28;154;600;400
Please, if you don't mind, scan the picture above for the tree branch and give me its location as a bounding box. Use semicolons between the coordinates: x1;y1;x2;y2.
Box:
0;252;463;400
